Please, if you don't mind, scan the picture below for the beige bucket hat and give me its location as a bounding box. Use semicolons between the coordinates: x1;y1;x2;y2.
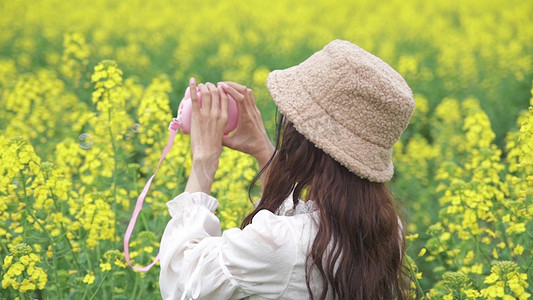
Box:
266;39;414;182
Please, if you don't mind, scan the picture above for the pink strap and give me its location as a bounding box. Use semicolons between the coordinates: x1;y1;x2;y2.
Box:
123;118;181;272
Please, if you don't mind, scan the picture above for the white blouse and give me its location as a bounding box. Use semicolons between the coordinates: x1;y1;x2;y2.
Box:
159;192;327;300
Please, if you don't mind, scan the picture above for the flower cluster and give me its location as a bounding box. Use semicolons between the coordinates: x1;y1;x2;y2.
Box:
1;0;532;298
480;261;530;299
60;31;90;87
99;249;127;272
1;243;47;293
76;192;116;248
403;93;533;298
441;271;479;299
91;60;125;113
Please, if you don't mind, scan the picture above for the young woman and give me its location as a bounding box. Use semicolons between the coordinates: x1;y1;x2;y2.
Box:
159;39;415;299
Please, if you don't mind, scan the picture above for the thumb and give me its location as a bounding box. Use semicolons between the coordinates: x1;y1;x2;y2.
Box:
222;134;236;149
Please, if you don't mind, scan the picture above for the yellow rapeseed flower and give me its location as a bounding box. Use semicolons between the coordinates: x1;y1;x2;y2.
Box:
100;261;112;272
82;272;95;285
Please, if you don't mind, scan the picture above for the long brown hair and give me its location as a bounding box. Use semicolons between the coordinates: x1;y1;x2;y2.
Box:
242;116;408;299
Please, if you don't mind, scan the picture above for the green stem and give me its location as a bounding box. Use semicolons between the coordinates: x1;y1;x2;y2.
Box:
141;208;150;231
136;278;145;300
50;188;82;270
108;106;119;240
111;274;115;299
173;164;185;196
432;244;448;269
131;164;138;194
473;233;490;263
408;260;427;299
22;291;31;300
523;259;533;273
19;170;62;300
132;274;139;298
81;282;89;300
0;239;8;255
88;270;110;300
496;219;512;259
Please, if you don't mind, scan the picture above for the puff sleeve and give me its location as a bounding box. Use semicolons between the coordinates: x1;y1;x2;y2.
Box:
159;192;297;300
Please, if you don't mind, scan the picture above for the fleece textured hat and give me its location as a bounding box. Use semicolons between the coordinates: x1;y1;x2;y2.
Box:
266;39;415;182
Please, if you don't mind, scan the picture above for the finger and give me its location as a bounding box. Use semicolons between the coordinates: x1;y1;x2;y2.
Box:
222;134;235;147
198;83;211;112
206;82;220;113
224;81;247;94
189;78;200;114
245;88;256;106
221;83;245;104
218;85;229;119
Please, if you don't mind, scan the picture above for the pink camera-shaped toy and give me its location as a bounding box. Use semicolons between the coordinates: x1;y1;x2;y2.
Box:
177;86;238;134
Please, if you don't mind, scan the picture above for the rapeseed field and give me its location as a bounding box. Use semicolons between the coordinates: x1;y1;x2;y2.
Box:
1;0;532;298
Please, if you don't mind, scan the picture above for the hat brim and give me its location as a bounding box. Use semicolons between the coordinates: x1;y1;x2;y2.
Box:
266;67;394;183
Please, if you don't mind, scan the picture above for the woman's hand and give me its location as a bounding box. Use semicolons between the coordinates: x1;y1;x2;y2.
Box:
185;78;229;194
220;82;274;169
